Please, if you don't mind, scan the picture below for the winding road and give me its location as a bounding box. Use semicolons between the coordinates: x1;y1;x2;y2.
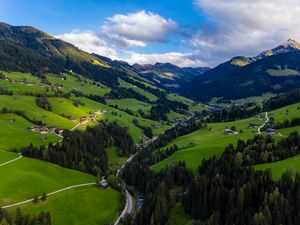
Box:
1;182;95;209
114;154;135;225
258;112;269;134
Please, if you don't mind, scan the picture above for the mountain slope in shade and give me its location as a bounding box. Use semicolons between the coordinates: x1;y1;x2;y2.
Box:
183;40;300;101
0;22;124;87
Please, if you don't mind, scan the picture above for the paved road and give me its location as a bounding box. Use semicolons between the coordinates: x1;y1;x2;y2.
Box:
1;182;95;209
0;154;22;167
114;154;135;225
258;112;269;134
114;190;133;225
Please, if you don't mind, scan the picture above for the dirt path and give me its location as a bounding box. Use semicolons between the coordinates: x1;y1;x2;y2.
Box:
1;182;95;209
0;154;22;167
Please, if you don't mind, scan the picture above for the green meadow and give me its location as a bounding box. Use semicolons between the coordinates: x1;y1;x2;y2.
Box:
8;186;121;225
152;117;262;171
0;156;95;206
0;113;59;151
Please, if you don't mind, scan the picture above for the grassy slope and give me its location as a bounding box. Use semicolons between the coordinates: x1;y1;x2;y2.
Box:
119;79;158;102
0;150;19;164
0;95;76;129
0;113;59;151
107;98;151;113
0;157;96;206
8;186;121;225
152;117;262;171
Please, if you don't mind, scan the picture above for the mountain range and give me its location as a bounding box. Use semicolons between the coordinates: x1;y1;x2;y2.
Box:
2;22;300;102
183;39;300;101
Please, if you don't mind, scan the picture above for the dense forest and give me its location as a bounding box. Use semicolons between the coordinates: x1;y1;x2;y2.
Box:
203;104;261;123
121;128;300;225
263;88;300;111
22;120;135;176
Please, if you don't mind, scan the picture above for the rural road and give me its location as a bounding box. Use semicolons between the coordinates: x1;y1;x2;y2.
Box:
114;190;133;225
0;154;22;167
114;154;135;225
1;182;95;209
258;112;269;134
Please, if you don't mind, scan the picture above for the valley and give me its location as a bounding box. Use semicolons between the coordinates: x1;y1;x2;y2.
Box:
1;21;300;225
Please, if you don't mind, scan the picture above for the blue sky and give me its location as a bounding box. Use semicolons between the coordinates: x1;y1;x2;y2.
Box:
0;0;299;67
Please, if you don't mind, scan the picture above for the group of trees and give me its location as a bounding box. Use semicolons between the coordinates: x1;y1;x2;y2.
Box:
263;88;300;111
221;131;300;166
0;208;51;225
273;117;300;129
22;120;135;176
149;96;189;121
0;87;13;95
132;119;153;139
203;104;261;123
106;87;150;103
35;96;52;111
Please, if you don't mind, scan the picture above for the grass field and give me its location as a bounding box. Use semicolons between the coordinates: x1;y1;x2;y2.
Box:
0;157;95;206
152;117;263;171
0;150;19;164
271;102;300;123
8;186;121;225
107;98;151;113
0;95;76;129
0;114;59;151
119;79;158;102
255;154;300;180
47;74;110;96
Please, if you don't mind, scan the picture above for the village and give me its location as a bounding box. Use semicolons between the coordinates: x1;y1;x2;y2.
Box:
29;110;108;136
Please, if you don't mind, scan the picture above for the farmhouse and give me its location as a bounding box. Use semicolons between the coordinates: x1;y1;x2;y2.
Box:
80;117;89;124
266;128;278;135
249;123;261;129
257;114;266;120
99;179;109;189
94;110;107;115
224;128;239;135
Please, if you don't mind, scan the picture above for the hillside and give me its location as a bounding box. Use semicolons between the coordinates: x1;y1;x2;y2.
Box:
183;39;300;101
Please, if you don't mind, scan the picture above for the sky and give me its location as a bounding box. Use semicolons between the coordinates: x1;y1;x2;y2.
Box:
1;0;300;67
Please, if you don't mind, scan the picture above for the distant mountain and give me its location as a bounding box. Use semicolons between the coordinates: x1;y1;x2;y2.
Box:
183;39;300;101
0;22;124;87
93;53;210;91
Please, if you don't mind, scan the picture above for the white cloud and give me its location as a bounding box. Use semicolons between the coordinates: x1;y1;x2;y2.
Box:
117;51;207;67
56;31;117;56
102;10;178;47
193;0;300;62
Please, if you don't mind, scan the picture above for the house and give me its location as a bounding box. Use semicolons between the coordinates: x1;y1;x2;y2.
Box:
266;128;278;135
80;117;89;124
249;123;261;129
257;114;266;120
99;179;109;189
90;115;97;122
224;129;239;135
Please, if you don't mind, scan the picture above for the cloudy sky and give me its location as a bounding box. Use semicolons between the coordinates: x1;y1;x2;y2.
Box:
1;0;300;67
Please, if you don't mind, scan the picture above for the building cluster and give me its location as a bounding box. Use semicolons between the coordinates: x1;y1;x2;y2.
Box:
29;126;64;135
